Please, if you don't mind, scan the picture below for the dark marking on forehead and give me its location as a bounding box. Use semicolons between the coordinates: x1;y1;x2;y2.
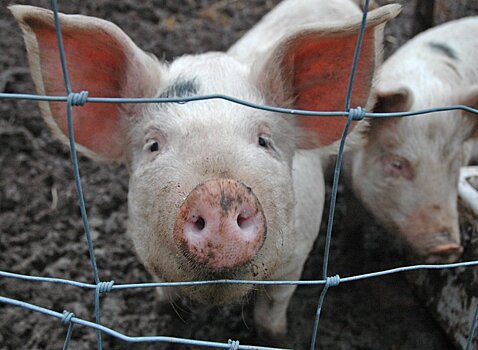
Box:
159;79;198;98
427;41;458;60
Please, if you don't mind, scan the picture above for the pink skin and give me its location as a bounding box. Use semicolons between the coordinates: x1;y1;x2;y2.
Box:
174;179;266;270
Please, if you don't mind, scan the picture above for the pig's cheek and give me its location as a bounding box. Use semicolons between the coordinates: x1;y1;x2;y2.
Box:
128;166;182;253
259;181;294;263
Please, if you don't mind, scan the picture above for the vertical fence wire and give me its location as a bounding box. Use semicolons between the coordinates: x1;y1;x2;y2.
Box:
51;0;103;347
51;0;100;286
61;311;75;350
310;1;371;348
0;1;477;349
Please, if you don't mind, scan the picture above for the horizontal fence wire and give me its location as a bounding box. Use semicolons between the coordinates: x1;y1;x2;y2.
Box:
0;296;285;350
1;0;478;349
2;92;478;117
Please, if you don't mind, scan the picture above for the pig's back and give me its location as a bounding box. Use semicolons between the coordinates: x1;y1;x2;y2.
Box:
400;16;478;75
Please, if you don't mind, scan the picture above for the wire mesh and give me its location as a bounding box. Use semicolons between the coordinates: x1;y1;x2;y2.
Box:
0;0;477;349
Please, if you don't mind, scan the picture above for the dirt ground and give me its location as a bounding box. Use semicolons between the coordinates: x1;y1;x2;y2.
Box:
0;1;476;349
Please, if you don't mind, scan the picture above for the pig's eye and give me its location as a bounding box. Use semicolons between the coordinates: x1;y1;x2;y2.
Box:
258;136;268;148
258;135;273;150
392;158;403;170
144;139;162;154
256;124;276;155
143;130;166;158
149;142;160;152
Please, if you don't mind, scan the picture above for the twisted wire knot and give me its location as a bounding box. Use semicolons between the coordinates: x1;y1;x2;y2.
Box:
67;91;88;106
97;280;115;294
348;107;366;121
61;310;75;325
325;274;341;287
228;339;240;350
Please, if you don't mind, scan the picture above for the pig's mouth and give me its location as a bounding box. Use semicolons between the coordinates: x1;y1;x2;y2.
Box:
422;243;463;264
178;282;256;305
177;253;267;282
404;232;463;264
171;257;270;304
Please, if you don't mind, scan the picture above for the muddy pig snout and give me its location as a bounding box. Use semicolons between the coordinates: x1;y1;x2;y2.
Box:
173;179;266;270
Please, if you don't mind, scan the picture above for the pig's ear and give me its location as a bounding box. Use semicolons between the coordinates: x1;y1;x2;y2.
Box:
10;5;163;162
252;4;401;148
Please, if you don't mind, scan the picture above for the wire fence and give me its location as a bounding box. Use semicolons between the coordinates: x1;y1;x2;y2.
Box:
1;0;478;349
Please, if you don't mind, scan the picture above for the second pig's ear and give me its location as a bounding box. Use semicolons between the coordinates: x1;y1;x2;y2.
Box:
252;4;401;148
361;83;413;143
373;84;414;113
10;5;164;162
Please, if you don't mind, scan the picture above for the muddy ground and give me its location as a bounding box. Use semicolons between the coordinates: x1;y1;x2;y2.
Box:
0;1;476;349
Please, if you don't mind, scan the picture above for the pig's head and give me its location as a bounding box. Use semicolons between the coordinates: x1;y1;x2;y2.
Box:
11;5;396;303
353;83;478;264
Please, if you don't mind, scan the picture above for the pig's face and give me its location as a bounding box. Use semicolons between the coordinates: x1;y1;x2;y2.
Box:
353;112;475;263
11;3;400;304
126;54;298;303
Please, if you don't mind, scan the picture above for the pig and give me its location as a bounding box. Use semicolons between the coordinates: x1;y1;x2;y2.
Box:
350;17;478;264
10;1;400;335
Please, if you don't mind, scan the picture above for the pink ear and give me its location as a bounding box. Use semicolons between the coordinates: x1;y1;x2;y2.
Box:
287;30;376;146
255;4;401;148
10;5;162;161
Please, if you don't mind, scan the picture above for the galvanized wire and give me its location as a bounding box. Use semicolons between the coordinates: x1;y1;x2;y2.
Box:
0;296;286;350
0;0;477;349
51;1;101;289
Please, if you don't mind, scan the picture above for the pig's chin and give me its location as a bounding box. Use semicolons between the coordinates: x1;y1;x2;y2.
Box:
174;261;268;305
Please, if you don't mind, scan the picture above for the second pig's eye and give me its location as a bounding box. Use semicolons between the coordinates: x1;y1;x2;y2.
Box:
392;158;403;170
383;154;414;180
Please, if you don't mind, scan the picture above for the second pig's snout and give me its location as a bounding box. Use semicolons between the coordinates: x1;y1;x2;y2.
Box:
424;231;463;264
173;179;266;270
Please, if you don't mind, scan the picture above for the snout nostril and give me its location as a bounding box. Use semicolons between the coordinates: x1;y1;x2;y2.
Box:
194;216;206;231
237;214;247;228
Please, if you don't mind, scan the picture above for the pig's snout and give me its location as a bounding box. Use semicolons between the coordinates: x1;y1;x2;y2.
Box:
404;208;463;264
173;179;266;270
